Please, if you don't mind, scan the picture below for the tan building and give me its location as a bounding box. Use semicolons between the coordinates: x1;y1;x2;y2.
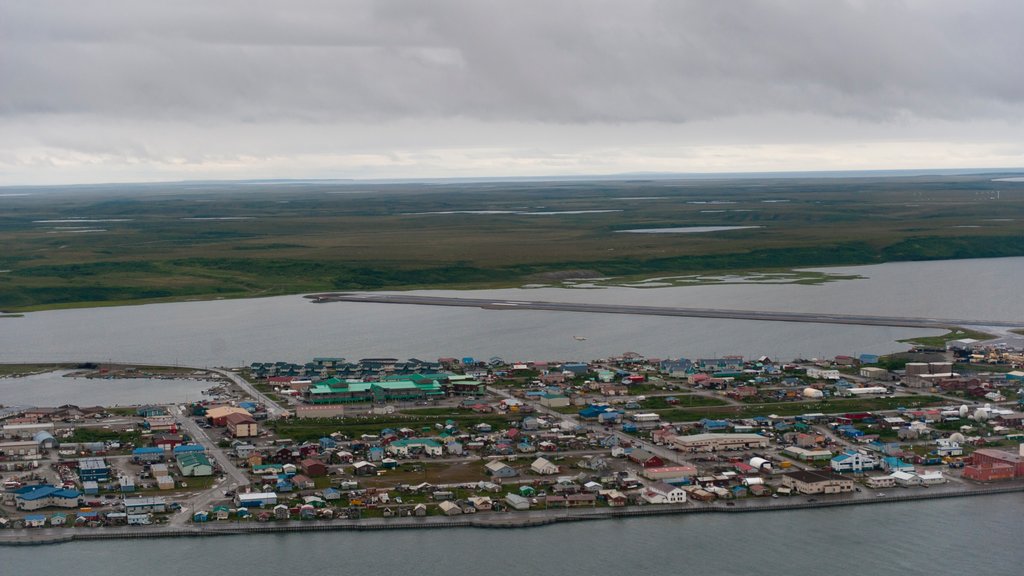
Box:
225;412;258;438
780;470;854;494
671;433;770;452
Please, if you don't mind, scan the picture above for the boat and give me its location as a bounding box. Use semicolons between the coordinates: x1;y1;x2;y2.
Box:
573;336;587;341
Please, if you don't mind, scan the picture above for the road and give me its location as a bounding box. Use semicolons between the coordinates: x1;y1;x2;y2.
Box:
171;405;250;525
208;368;288;419
308;293;1024;331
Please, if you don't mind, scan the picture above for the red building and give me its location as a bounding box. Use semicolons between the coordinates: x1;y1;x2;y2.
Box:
300;458;328;477
963;447;1024;482
627;449;665;468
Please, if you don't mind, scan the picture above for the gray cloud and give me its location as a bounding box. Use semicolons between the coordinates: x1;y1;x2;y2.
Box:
0;1;1022;183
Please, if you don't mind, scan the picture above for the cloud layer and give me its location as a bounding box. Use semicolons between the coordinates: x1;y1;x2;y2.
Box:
1;1;1022;184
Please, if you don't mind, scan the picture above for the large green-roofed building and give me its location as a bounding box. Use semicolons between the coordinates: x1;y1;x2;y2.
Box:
305;377;444;404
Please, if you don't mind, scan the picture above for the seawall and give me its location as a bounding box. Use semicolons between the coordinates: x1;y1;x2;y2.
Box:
2;482;1021;546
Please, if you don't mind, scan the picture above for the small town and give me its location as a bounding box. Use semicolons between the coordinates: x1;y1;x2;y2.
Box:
2;338;1024;544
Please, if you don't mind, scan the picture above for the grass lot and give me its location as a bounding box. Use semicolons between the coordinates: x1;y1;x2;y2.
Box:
898;328;996;348
67;427;141;445
3;174;1024;310
0;363;69;376
354;461;491;488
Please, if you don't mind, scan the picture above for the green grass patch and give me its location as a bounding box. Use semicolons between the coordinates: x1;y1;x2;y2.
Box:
0;363;69;376
898;328;995;348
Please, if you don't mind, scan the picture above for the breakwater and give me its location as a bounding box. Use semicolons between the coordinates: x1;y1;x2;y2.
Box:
4;482;1021;546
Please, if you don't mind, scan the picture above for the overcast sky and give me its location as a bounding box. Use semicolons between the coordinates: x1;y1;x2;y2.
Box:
1;0;1022;185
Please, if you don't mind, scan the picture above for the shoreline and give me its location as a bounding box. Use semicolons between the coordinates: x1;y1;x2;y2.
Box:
3;482;1021;547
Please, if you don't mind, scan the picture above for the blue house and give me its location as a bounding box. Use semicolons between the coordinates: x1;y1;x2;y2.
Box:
319;437;337;451
173;444;206;455
132;447;165;463
562;363;590;375
700;419;730;432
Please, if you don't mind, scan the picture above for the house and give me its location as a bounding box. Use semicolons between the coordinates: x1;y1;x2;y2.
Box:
830;451;880;473
531;457;559;475
468;496;493;511
352;461;378;476
225;412;258;438
539;393;570;408
779;470;854;494
600;489;628;507
438;500;463;516
291;474;315;490
504;493;531;510
627;449;664;468
300;458;328;477
484;460;518;478
23;514;47;528
642;482;688;504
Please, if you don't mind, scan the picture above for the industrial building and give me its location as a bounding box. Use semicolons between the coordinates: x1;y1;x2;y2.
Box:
14;484;81;511
779;470;854;494
304;377;444;404
671;433;770;452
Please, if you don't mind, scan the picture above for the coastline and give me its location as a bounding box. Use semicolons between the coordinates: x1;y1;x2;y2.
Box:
4;482;1021;547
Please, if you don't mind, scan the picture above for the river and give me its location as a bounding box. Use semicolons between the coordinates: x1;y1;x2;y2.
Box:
1;257;1023;366
3;493;1020;575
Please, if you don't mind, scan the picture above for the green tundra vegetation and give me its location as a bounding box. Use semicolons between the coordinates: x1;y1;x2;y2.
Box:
1;173;1023;310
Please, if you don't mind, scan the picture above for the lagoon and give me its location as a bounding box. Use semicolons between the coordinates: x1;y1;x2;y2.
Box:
1;257;1022;367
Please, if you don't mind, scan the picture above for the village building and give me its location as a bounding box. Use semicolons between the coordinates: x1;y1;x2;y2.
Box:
225;412;258;437
779;470;854;494
671;433;770;452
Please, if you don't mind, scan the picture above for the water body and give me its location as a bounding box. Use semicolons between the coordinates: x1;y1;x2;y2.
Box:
1;257;1022;366
3;494;1020;575
0;371;213;406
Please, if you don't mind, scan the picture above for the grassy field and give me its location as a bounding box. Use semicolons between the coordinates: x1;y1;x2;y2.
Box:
898;328;996;347
2;173;1023;310
0;363;69;376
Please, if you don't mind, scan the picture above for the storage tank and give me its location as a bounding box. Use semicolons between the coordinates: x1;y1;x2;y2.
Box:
802;387;824;399
905;363;930;376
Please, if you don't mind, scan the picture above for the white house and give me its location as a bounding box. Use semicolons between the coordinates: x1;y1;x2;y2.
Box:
531;457;559;475
830;451;880;473
642;482;687;504
806;367;841;380
889;471;921;486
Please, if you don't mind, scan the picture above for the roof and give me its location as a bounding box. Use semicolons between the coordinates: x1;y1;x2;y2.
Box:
205;406;251;419
225;412;257;425
782;470;849;484
176;453;212;468
78;457;107;470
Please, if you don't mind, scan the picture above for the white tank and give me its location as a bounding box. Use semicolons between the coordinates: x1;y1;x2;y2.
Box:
802;387;824;399
973;408;990;422
959;405;969;418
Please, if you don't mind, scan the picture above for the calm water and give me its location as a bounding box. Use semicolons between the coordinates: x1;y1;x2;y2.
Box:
3;494;1021;575
1;257;1022;366
0;255;1019;362
0;370;212;406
